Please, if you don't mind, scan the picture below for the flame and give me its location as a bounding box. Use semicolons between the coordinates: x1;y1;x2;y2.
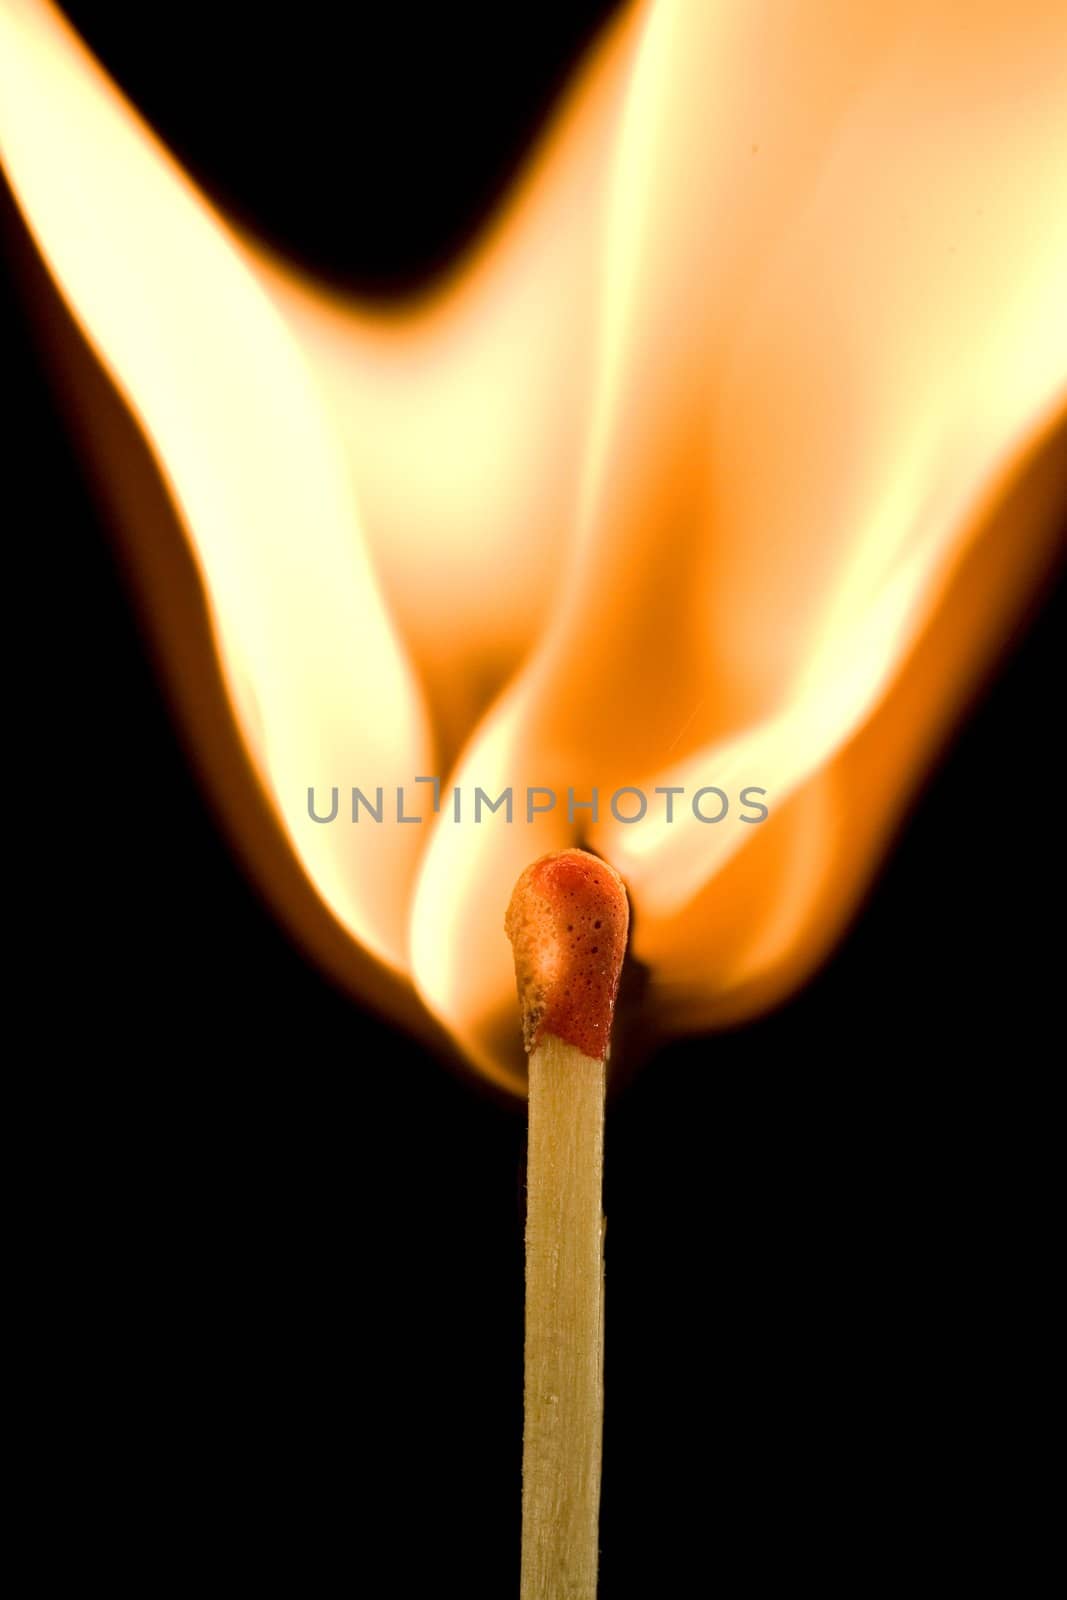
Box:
2;0;1065;1093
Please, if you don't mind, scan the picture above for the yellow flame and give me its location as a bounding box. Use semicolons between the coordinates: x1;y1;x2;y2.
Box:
2;0;1065;1092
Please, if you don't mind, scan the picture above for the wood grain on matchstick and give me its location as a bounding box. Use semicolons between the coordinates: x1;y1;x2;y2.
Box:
522;1032;605;1600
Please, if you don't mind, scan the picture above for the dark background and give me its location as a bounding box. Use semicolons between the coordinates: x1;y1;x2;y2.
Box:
8;4;1061;1590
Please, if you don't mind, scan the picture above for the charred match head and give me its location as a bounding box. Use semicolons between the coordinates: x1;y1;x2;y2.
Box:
505;849;629;1062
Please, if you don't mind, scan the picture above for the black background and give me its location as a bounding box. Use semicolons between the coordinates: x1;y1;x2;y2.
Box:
8;4;1062;1590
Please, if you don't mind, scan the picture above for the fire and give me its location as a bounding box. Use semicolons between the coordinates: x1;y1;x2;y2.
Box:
2;0;1065;1093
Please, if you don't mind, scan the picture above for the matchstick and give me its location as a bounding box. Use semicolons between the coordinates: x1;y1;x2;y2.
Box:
506;850;629;1600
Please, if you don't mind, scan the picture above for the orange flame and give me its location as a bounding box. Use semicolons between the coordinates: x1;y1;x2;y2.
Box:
2;0;1065;1093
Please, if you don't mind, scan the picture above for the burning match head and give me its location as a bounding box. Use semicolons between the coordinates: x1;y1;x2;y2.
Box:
505;849;629;1062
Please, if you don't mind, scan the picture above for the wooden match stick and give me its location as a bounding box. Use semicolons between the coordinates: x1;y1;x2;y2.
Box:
506;849;629;1600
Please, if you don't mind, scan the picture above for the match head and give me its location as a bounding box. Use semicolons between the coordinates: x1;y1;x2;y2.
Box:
505;849;629;1061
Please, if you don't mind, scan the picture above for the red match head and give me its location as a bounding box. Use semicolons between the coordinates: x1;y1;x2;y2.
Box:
505;849;629;1061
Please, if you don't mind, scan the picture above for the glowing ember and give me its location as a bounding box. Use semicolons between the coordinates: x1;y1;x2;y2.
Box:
1;0;1065;1092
